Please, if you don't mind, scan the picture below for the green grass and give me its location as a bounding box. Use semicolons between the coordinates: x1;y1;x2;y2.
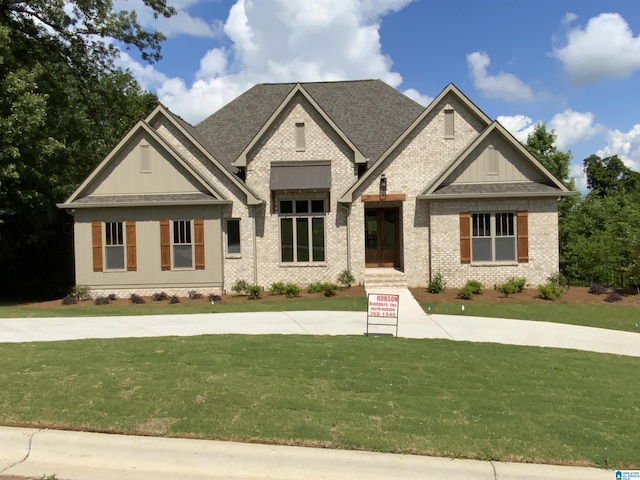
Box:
1;335;638;468
423;301;640;333
0;296;367;318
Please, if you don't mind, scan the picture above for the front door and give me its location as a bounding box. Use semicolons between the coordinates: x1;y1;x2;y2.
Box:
365;208;400;267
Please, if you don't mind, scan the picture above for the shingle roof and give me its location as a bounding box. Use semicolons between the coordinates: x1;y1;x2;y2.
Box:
425;182;565;198
194;80;424;173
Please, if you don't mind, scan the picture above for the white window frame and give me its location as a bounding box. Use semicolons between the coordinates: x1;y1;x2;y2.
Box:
279;199;326;263
104;221;125;271
471;212;516;263
172;220;193;269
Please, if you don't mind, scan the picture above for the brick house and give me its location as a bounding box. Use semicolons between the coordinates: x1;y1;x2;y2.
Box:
59;80;572;296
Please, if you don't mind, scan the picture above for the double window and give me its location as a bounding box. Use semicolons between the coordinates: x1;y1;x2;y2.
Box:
279;199;325;263
471;212;516;262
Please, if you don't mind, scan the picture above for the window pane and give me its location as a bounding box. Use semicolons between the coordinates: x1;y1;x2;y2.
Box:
105;246;125;269
496;213;514;236
495;237;516;261
295;200;309;214
281;218;293;262
472;213;490;237
311;200;324;213
227;219;241;254
280;201;293;214
174;245;192;268
105;222;123;246
472;238;492;262
296;217;309;262
312;218;325;262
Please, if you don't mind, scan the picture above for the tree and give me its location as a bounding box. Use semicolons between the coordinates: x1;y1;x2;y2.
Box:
0;1;172;299
524;123;573;188
583;154;640;199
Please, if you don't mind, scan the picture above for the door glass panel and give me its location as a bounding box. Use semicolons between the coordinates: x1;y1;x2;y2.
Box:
365;210;377;249
383;209;396;250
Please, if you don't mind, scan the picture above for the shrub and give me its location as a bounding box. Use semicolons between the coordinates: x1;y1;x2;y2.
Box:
130;293;145;304
495;282;519;297
169;295;180;304
94;296;110;305
457;285;475;300
152;291;168;301
538;283;563;301
506;277;527;293
61;295;78;305
208;294;222;303
69;284;91;300
321;282;338;297
464;280;483;295
604;292;623;303
428;272;446;294
589;283;608;295
337;270;355;288
283;283;300;298
188;290;204;300
269;282;287;296
107;293;117;301
307;282;324;294
246;284;262;300
231;279;249;295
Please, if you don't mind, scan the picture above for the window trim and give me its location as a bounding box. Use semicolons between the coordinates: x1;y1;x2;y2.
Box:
278;199;326;264
470;212;517;263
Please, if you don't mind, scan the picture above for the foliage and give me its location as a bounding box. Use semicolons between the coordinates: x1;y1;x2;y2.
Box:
129;294;145;304
208;294;222;303
337;270;356;288
188;291;203;300
269;282;287;296
107;293;117;301
538;283;563;301
308;282;325;294
524;124;573;187
457;285;475;300
231;280;249;295
604;292;623;303
505;277;527;293
588;284;608;295
495;282;519;297
152;292;168;302
245;285;262;300
169;295;180;304
583;154;640;199
308;282;337;297
428;272;446;294
61;295;78;305
465;280;483;295
69;285;91;301
94;296;110;305
284;284;301;298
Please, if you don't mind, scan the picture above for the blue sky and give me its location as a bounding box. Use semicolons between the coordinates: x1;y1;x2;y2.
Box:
115;0;640;191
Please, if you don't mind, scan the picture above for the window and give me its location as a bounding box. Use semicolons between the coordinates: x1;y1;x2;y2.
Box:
279;199;325;263
444;109;454;137
140;144;151;173
173;220;193;268
487;145;498;174
471;212;516;262
295;122;305;151
226;219;241;254
104;222;125;270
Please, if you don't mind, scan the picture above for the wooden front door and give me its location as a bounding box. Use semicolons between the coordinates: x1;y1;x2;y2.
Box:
365;208;400;267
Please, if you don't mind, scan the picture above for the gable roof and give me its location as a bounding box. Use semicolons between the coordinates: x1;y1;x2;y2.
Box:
339;83;492;203
418;121;573;199
195;80;424;171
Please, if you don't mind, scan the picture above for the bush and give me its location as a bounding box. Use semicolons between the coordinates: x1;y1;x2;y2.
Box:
130;293;145;304
188;290;203;300
457;285;475;300
307;282;324;294
169;295;180;304
495;282;519;297
337;270;355;288
269;282;287;295
283;283;300;298
208;294;222;303
69;284;91;300
428;272;446;294
538;283;563;301
61;295;78;305
231;279;249;295
94;296;110;305
246;284;262;300
107;293;117;301
464;280;483;295
604;292;623;303
307;282;337;296
152;291;168;301
589;283;608;295
506;277;527;293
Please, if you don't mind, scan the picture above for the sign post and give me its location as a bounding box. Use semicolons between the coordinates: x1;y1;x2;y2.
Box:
366;293;400;336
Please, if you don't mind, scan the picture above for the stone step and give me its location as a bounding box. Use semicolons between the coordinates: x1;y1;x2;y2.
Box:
364;270;408;288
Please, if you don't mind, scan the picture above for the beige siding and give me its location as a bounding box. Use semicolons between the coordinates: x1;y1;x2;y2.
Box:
74;206;223;296
87;132;208;196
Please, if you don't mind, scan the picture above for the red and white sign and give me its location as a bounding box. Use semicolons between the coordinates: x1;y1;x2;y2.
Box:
367;293;399;318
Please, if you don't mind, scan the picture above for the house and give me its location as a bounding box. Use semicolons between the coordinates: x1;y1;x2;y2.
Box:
58;80;572;296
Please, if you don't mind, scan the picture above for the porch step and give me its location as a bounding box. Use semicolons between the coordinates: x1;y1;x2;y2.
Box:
364;268;408;289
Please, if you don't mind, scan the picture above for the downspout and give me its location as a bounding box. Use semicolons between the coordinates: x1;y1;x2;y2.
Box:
345;203;351;273
252;206;258;285
427;201;432;285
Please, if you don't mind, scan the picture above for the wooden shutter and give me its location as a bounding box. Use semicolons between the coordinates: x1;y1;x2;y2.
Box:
194;218;205;270
517;211;529;263
160;220;171;271
126;221;137;271
459;212;471;264
91;221;103;272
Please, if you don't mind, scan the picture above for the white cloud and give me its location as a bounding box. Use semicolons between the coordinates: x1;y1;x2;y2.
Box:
570;163;588;192
552;13;640;86
402;88;432;106
497;114;534;142
466;51;536;102
597;125;640;171
548;110;603;150
119;0;427;123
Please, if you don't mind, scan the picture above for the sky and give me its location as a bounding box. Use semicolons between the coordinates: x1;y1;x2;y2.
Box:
113;0;640;191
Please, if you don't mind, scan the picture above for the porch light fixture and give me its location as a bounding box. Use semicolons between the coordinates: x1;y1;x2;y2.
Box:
380;174;387;199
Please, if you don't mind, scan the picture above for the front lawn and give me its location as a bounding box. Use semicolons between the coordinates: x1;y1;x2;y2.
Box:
1;335;638;468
